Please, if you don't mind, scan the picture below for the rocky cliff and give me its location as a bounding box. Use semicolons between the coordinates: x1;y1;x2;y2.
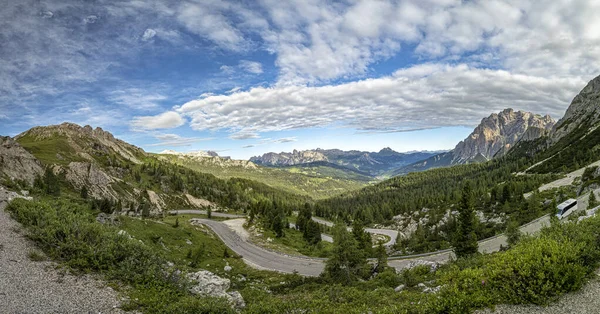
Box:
396;109;555;175
551;75;600;142
0;136;43;185
453;108;555;163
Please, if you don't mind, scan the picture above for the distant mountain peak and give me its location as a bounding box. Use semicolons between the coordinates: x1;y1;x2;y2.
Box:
452;109;555;163
160;150;219;158
378;147;396;154
250;148;438;176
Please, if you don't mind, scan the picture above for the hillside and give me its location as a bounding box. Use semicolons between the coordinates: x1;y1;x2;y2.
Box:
395;109;555;175
251;147;439;176
509;75;600;174
158;153;371;199
5;123;309;215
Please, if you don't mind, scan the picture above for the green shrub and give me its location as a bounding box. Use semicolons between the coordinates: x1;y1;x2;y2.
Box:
5;198;230;313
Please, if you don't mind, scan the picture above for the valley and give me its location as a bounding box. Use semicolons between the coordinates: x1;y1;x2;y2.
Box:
3;50;600;314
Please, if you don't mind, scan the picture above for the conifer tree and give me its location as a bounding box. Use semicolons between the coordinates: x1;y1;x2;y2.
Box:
303;220;322;245
589;191;598;209
453;181;478;258
352;219;373;257
374;242;387;273
324;223;368;284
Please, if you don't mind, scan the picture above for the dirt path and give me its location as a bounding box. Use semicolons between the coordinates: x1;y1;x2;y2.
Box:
0;195;125;313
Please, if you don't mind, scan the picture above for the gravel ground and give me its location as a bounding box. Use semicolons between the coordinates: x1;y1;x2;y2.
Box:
476;270;600;314
0;197;126;314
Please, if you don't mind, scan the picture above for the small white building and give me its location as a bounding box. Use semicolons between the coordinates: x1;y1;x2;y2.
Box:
556;199;578;219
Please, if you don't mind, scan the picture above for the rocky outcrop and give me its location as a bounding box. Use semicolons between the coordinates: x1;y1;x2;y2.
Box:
187;270;245;309
397;109;555;174
453;109;555;163
552;75;600;142
65;162;116;200
0;136;43;185
16;122;144;164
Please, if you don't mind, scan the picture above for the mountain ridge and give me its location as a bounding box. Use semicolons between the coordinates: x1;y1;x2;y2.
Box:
396;109;556;175
250;148;439;176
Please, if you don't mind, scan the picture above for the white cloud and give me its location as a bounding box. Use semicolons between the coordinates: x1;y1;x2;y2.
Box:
176;1;247;51
238;60;263;74
142;28;157;41
83;15;99;24
229;130;261;140
148;133;214;147
131;111;185;130
109;88;166;110
177;63;585;137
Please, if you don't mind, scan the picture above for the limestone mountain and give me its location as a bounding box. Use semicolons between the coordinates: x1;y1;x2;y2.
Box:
551;75;600;142
250;148;438;176
453;108;555;162
160;149;220;158
158;150;257;169
397;109;555;174
515;74;600;173
5;122;310;216
250;150;328;166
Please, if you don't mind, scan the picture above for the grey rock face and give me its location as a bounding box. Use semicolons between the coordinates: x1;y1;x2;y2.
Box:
187;270;245;309
552;75;600;142
0;136;43;185
453;108;555;163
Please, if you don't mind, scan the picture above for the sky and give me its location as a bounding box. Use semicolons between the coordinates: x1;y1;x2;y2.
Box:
2;0;600;159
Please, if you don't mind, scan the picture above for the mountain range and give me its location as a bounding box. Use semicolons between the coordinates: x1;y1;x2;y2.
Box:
250;148;441;176
249;109;556;177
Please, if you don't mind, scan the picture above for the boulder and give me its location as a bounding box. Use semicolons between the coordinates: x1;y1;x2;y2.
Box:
187;270;245;309
394;284;405;292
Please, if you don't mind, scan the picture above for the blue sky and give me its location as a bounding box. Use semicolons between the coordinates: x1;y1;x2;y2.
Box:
2;0;600;159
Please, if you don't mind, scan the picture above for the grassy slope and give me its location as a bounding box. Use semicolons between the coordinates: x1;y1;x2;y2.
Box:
161;155;371;200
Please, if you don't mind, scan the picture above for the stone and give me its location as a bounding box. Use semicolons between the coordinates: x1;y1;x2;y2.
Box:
423;285;442;294
187;270;245;309
407;260;440;272
394;284;405;292
224;265;232;272
186;239;193;245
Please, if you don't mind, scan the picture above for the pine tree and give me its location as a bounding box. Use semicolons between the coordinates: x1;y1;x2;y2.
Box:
505;220;521;247
303;219;321;245
273;212;284;238
453;182;479;258
324;223;368;284
352;219;372;257
296;203;312;231
43;167;60;196
207;207;212;219
374;242;387;273
589;191;598;209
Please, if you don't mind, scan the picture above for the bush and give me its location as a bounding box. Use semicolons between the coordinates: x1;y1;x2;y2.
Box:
5;198;230;313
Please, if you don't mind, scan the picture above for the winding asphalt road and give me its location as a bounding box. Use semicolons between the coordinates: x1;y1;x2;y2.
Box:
193;213;554;276
172;185;597;276
171;210;398;246
192;218;325;276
